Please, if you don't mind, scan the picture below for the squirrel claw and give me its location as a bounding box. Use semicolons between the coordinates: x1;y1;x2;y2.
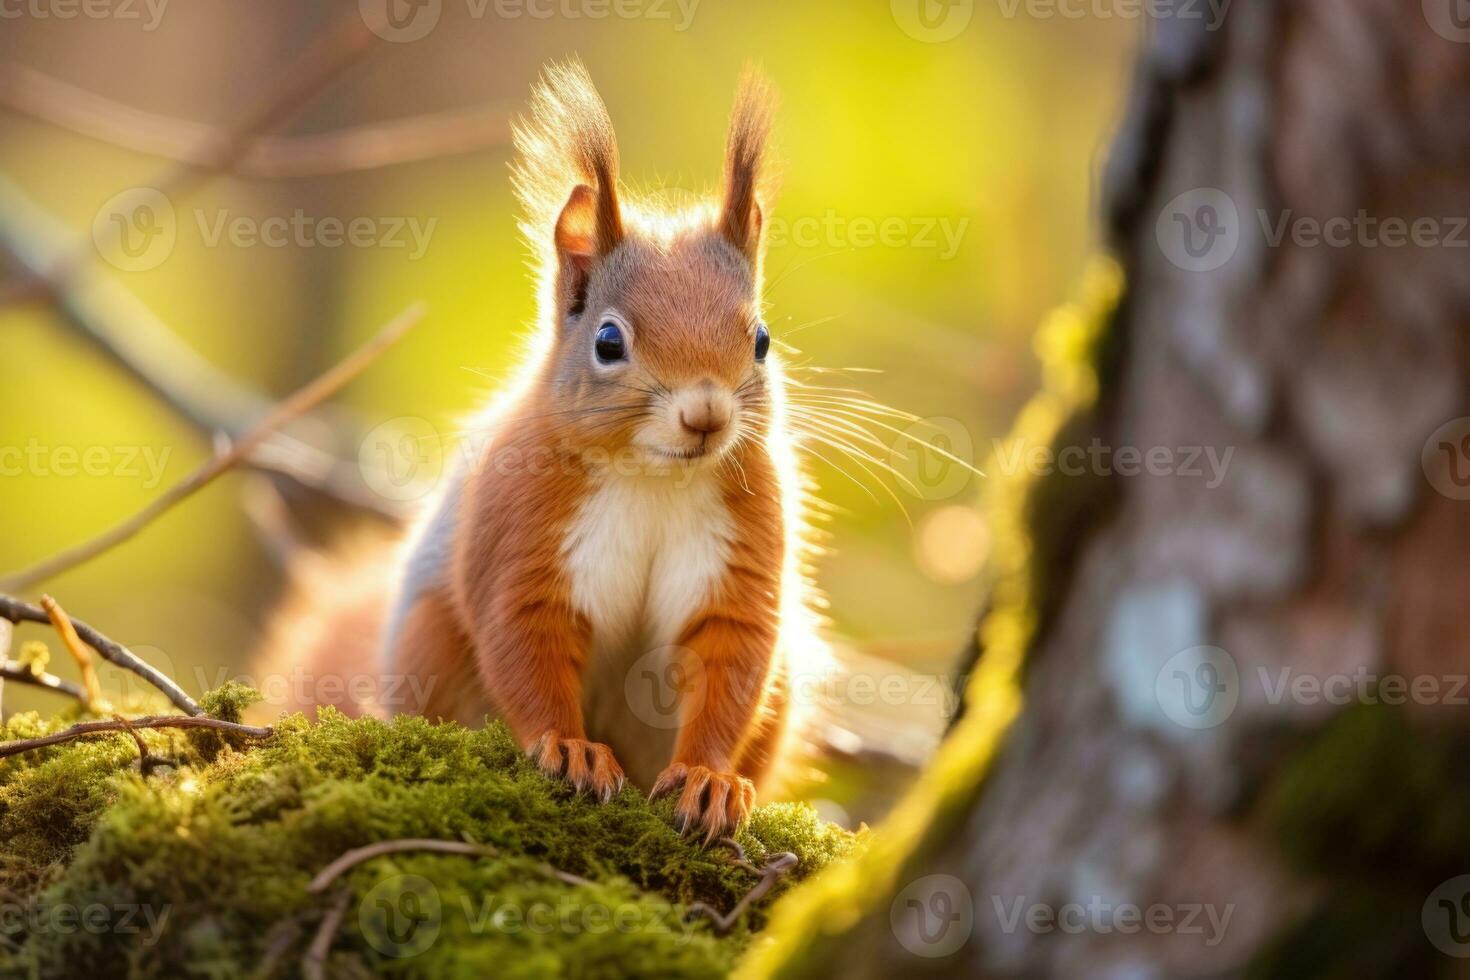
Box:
529;732;625;801
651;763;754;841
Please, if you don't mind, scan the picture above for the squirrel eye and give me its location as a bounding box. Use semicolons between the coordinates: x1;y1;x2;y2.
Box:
594;322;627;363
754;323;771;362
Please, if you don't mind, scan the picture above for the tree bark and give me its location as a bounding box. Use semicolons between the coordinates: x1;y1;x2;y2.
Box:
745;2;1470;977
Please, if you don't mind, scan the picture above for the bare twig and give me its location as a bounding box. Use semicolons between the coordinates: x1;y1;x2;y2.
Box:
10;8;379;294
0;303;425;592
0;660;89;703
0;713;272;759
686;848;799;935
0;64;512;179
302;887;353;980
110;712;172;774
0;619;9;720
308;837;593;898
0;176;407;521
308;839;499;895
112;712;147;758
0;12;408;523
0;595;199;714
39;594;106;710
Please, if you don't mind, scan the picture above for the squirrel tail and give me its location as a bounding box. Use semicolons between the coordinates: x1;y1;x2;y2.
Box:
250;529;403;719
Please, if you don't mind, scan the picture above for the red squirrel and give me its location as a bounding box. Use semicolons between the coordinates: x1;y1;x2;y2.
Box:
262;62;828;840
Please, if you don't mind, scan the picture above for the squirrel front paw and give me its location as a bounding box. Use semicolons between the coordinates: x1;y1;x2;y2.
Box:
650;763;755;841
529;731;626;802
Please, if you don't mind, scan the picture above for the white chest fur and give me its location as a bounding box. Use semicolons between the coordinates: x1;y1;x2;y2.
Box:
562;470;734;784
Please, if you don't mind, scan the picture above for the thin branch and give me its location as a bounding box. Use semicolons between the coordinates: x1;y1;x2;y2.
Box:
308;837;593;897
39;594;105;710
308;839;499;895
0;303;426;592
686;847;799;935
0;176;406;521
302;888;353;980
0;619;9;719
111;712;172;774
0;11;407;521
0;595;199;714
0;64;512;179
0;714;272;759
11;8;380;294
0;663;86;703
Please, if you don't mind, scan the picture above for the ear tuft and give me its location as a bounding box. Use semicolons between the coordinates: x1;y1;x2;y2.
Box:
720;68;777;262
512;59;624;315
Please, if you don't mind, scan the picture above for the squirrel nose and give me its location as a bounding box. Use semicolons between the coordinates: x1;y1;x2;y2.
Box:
678;384;733;436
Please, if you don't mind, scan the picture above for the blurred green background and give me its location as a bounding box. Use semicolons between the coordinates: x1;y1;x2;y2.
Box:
0;1;1134;754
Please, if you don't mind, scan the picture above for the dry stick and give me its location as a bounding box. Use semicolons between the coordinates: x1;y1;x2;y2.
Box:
0;595;198;715
308;839;500;895
0;663;88;703
0;13;406;519
11;7;380;294
308;838;593;896
0;181;407;522
0;714;272;759
112;713;147;759
0;618;9;719
39;594;105;709
302;888;353;980
0;302;425;593
687;843;799;935
0;64;512;179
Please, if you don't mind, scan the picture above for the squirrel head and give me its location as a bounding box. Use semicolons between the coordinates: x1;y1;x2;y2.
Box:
512;61;779;469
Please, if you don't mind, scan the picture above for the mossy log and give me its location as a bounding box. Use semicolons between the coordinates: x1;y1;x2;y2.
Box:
0;684;856;978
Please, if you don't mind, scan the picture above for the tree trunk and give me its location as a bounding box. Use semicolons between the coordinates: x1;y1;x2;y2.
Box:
744;1;1470;977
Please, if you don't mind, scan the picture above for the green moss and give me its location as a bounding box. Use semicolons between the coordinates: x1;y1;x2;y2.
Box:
1246;704;1470;979
0;701;858;978
1261;705;1470;878
738;258;1125;979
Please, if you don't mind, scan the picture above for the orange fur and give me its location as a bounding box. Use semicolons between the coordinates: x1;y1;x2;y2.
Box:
259;61;830;840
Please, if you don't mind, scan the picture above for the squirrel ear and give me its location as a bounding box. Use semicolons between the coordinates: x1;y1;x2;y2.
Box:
554;182;621;315
719;70;776;263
